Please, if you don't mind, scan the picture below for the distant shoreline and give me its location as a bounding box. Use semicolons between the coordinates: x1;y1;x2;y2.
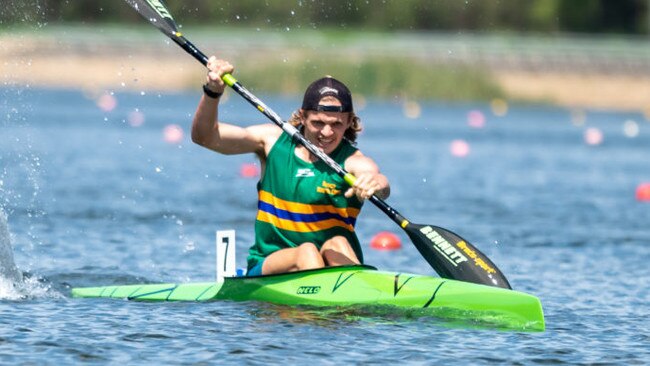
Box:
2;27;649;114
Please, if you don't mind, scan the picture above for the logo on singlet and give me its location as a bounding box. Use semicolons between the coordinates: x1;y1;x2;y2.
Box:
317;181;341;195
296;168;315;177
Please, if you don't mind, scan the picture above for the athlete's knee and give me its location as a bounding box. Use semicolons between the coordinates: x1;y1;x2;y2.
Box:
321;236;359;266
321;236;351;252
296;242;324;269
298;242;319;254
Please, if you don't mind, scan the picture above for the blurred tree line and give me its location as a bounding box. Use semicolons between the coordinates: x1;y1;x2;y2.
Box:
1;0;648;34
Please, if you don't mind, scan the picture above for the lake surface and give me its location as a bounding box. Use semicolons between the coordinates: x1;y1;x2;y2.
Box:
1;87;649;364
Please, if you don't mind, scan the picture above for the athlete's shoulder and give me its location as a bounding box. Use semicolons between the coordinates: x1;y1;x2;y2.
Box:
247;124;283;155
247;123;282;138
344;150;379;173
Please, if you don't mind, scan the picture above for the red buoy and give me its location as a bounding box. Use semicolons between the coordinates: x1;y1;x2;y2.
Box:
370;231;402;251
239;163;260;178
636;183;650;202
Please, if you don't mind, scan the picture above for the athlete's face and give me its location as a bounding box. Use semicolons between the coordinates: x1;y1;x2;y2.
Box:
301;98;351;155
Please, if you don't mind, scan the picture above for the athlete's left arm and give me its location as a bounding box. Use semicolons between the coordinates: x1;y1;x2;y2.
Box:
344;152;391;201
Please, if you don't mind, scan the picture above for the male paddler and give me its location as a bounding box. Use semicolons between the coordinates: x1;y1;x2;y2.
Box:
191;57;390;276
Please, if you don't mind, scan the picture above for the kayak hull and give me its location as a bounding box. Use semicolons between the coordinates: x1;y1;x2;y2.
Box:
71;265;544;331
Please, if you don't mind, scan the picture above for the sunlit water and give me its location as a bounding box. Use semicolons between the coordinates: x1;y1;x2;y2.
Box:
1;87;649;364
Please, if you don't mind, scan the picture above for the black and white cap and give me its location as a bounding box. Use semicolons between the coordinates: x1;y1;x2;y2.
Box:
301;76;353;113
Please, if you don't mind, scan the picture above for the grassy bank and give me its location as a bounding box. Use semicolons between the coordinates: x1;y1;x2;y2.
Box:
218;56;505;101
3;25;649;111
0;24;504;102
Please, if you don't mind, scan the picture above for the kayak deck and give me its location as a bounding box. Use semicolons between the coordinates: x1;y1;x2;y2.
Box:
72;265;544;331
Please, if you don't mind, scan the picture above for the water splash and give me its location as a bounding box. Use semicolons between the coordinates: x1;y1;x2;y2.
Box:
0;210;22;283
0;209;24;299
0;273;56;301
0;209;57;300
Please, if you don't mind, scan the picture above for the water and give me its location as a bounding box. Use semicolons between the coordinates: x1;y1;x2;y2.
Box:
1;87;649;364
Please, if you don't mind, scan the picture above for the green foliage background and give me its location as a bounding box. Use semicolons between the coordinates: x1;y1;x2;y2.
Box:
2;0;648;35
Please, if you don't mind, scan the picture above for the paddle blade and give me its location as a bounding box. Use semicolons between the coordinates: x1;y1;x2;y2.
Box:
124;0;208;65
125;0;179;36
405;223;512;289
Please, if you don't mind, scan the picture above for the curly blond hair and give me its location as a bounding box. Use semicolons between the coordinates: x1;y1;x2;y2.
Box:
288;110;363;144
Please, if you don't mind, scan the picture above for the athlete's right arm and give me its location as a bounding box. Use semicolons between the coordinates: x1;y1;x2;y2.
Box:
191;57;279;155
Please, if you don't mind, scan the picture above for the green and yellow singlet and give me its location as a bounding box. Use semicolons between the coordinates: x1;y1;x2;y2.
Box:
247;132;364;270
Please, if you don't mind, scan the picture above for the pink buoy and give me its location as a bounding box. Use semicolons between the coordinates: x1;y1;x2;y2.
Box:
584;127;604;146
450;139;470;157
163;124;184;144
239;163;260;178
370;231;402;251
636;183;650;202
96;93;117;112
128;110;145;127
467;110;486;128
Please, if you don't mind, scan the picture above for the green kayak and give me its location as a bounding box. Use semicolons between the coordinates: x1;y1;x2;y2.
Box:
71;265;544;331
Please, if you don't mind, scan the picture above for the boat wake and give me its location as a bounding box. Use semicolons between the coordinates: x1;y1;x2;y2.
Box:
0;209;58;300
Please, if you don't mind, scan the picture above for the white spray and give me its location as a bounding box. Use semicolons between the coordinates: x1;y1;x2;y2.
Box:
0;209;24;290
